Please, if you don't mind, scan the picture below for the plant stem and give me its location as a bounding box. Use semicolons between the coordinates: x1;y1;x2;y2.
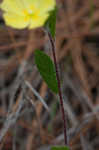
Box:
48;32;67;145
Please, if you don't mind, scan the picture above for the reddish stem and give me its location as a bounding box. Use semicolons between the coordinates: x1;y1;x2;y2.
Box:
48;32;67;145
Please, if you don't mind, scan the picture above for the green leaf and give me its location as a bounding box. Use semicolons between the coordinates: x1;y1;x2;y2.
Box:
34;50;58;93
51;146;70;150
45;7;57;38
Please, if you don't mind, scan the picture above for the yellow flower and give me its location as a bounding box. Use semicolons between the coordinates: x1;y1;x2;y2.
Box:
0;0;56;29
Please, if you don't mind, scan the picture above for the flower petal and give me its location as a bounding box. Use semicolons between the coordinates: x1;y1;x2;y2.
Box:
22;0;38;8
3;12;29;29
0;0;24;15
29;13;49;29
22;0;55;13
38;0;56;14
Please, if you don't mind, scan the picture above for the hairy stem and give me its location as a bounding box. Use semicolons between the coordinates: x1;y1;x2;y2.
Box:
48;32;67;145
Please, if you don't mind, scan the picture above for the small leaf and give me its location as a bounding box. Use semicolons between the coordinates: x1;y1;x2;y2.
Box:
51;146;70;150
34;50;58;93
45;7;57;38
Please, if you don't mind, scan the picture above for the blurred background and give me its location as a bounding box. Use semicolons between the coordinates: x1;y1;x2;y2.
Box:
0;0;99;149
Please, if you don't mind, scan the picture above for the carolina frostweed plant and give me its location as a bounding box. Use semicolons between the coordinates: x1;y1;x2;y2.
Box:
0;0;55;29
0;0;69;150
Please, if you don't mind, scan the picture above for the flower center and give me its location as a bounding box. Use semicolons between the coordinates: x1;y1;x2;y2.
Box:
23;5;40;21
